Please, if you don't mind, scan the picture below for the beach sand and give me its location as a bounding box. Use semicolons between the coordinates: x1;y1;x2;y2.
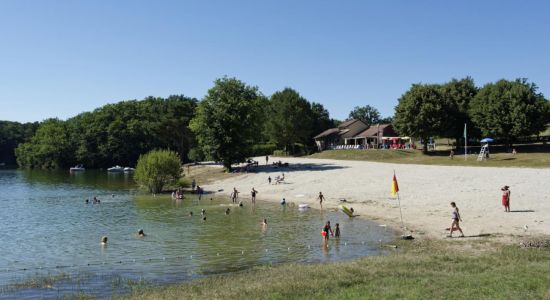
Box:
203;157;550;242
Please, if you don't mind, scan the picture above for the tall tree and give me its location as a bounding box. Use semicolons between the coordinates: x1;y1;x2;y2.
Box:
469;78;550;147
0;121;38;166
393;84;447;153
267;88;313;153
348;105;381;126
440;77;479;142
190;77;263;170
311;102;334;134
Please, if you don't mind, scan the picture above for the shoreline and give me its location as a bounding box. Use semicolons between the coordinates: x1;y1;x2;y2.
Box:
202;156;550;244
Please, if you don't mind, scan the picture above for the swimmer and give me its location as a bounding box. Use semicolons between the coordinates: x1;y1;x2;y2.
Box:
262;218;268;226
85;199;89;204
101;236;108;245
137;229;146;237
350;207;354;214
202;216;207;221
189;211;193;216
201;209;206;215
225;208;231;215
112;194;115;198
210;198;213;201
280;198;286;205
239;201;243;207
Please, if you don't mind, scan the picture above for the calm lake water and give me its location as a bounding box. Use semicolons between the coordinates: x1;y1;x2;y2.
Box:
0;170;396;299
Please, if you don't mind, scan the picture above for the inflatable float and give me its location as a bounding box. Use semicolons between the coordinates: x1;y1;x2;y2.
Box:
339;205;354;217
298;203;309;209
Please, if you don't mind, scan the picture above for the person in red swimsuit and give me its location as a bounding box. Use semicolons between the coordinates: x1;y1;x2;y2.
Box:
501;186;511;212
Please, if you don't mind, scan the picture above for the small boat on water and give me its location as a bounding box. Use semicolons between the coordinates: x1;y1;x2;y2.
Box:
70;164;85;172
107;165;124;172
123;167;135;173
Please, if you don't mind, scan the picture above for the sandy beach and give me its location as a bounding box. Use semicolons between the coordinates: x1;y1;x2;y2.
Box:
203;157;550;242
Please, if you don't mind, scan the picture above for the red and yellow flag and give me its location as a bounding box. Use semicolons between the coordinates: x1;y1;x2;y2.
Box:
391;173;399;196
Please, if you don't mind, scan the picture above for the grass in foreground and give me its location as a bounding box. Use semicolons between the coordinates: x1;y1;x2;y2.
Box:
118;239;550;300
309;147;550;168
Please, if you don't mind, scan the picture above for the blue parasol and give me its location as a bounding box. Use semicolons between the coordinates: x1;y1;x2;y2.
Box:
480;138;494;143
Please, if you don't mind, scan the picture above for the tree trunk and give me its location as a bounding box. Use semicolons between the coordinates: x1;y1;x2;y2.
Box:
223;161;232;172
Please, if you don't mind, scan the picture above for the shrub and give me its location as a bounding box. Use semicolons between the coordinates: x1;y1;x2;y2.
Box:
187;147;204;162
134;149;182;193
273;150;290;157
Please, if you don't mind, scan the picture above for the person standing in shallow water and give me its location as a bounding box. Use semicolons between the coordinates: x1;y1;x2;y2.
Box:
448;202;464;238
501;186;511;212
251;188;258;204
231;188;239;203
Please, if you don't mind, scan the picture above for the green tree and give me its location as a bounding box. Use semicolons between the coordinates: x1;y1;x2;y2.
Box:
311;102;334;136
15;119;74;168
348;105;381;126
393;84;447;153
469;78;550;147
134;149;182;193
267;88;313;153
189;77;263;170
0;121;38;166
440;77;479;142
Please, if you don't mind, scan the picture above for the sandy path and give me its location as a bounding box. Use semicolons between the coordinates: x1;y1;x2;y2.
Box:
202;157;550;242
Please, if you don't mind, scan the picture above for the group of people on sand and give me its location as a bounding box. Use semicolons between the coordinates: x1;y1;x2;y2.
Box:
448;185;512;238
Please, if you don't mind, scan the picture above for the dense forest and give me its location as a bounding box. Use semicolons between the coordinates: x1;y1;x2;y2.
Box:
14;96;197;169
0;121;39;166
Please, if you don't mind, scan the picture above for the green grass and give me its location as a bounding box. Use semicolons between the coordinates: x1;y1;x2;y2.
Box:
309;146;550;168
117;239;550;300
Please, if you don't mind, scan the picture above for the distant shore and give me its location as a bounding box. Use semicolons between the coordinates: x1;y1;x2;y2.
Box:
203;156;550;243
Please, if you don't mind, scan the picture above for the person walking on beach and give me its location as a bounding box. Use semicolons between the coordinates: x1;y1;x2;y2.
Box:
266;155;269;165
231;187;239;203
268;176;272;185
318;192;325;208
251;188;258;204
501;186;511;212
448;202;464;238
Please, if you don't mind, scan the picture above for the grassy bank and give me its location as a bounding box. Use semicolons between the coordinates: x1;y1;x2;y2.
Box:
118;239;550;299
309;147;550;168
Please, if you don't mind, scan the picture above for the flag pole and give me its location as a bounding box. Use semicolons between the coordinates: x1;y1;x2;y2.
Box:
397;192;404;230
464;123;467;160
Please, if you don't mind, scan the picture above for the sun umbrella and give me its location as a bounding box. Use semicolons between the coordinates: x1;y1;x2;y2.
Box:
480;138;494;143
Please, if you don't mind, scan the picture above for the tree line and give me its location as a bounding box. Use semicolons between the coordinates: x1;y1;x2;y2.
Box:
1;76;548;169
393;77;550;152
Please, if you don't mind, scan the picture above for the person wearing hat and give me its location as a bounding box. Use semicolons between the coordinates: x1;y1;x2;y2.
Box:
501;186;511;212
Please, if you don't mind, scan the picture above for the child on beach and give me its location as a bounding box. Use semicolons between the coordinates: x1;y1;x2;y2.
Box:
318;192;325;208
501;186;511;212
334;223;340;238
448;202;464;238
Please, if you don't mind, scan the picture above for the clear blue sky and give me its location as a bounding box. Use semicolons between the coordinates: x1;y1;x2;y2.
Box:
1;0;549;123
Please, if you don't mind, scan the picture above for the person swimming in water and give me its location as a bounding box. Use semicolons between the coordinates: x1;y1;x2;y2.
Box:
137;229;146;237
189;211;193;217
281;198;286;205
85;199;89;204
239;201;244;207
202;216;206;221
201;209;206;216
262;218;268;226
101;236;108;245
225;208;231;215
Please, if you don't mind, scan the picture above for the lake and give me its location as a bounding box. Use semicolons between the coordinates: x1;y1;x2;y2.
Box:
0;170;396;299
